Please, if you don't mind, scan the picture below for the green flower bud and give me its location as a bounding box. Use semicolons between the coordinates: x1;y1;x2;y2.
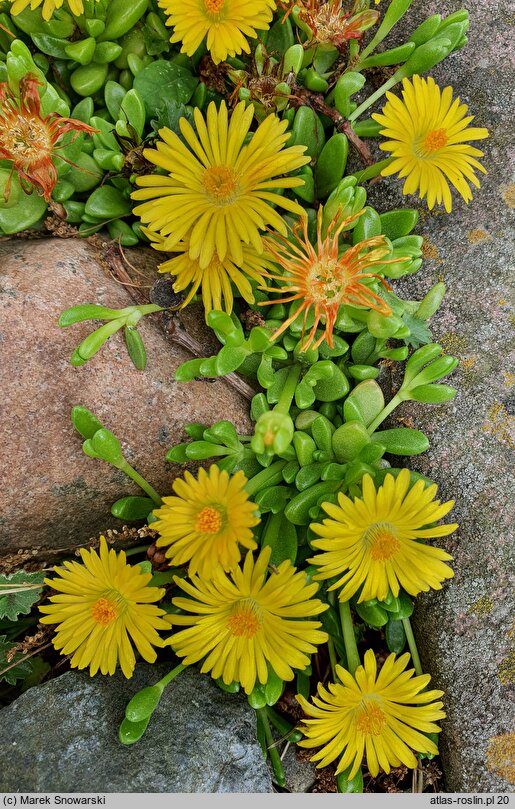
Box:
251;410;295;456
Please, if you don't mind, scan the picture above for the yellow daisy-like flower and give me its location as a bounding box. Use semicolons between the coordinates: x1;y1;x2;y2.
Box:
372;75;489;213
297;649;446;778
159;0;276;65
259;206;403;352
144;228;276;315
152;465;260;578
309;469;457;603
39;537;168;678
9;0;93;20
132;101;309;270
166;546;328;693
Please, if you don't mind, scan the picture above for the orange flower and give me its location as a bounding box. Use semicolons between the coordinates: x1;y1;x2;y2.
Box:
259;207;400;352
280;0;379;47
0;74;96;202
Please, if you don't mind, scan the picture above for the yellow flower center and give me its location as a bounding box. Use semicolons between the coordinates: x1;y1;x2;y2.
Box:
91;596;119;626
263;429;276;446
2;116;52;163
365;522;401;561
203;0;225;14
203;165;239;205
196;505;223;534
307;257;346;304
355;699;387;736
422;128;448;154
228;599;262;638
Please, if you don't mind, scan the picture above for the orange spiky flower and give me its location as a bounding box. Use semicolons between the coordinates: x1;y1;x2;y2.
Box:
0;74;96;202
259;207;403;352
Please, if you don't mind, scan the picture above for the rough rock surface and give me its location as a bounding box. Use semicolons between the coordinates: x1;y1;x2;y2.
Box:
364;0;515;792
0;666;272;792
0;239;251;557
281;745;317;793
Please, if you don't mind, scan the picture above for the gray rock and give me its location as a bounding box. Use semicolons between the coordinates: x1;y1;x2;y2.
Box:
363;0;515;793
281;744;316;793
0;666;272;792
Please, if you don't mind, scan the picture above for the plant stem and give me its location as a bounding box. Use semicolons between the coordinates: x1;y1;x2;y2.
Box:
257;708;287;787
327;637;339;681
157;662;186;691
164;319;257;401
0;642;53;679
366;394;402;435
348;71;402;122
351;158;394;185
291;86;374;165
120;462;163;507
124;544;153;558
327;591;341;680
403;617;423;676
276;364;301;414
339;600;361;676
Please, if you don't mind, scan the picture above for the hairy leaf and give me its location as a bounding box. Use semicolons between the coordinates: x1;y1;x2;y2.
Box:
0;636;33;685
0;572;45;622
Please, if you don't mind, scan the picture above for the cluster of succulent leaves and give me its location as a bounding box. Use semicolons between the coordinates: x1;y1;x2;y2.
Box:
60;242;457;781
0;0;469;237
57;277;457;784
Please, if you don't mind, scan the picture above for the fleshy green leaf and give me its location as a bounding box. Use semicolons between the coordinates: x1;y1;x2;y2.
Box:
134;61;198;118
71;406;104;439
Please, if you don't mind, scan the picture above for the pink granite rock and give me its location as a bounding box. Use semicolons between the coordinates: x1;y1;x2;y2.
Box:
0;239;250;556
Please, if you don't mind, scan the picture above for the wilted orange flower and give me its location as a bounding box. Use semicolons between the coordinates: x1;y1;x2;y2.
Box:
0;74;96;202
259;207;401;352
281;0;379;47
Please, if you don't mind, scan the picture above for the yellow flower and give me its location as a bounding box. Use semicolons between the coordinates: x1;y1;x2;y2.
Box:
372;75;489;212
297;649;446;778
309;469;457;603
144;228;276;315
132;101;309;270
39;537;168;678
152;465;260;578
166;546;328;693
9;0;94;20
259;207;400;352
159;0;276;65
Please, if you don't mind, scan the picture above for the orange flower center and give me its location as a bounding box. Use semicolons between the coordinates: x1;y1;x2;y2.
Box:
422;128;448;153
355;700;387;736
2;116;52;163
366;522;401;561
196;505;223;534
227;599;262;638
203;0;225;13
203;165;239;204
91;597;118;626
